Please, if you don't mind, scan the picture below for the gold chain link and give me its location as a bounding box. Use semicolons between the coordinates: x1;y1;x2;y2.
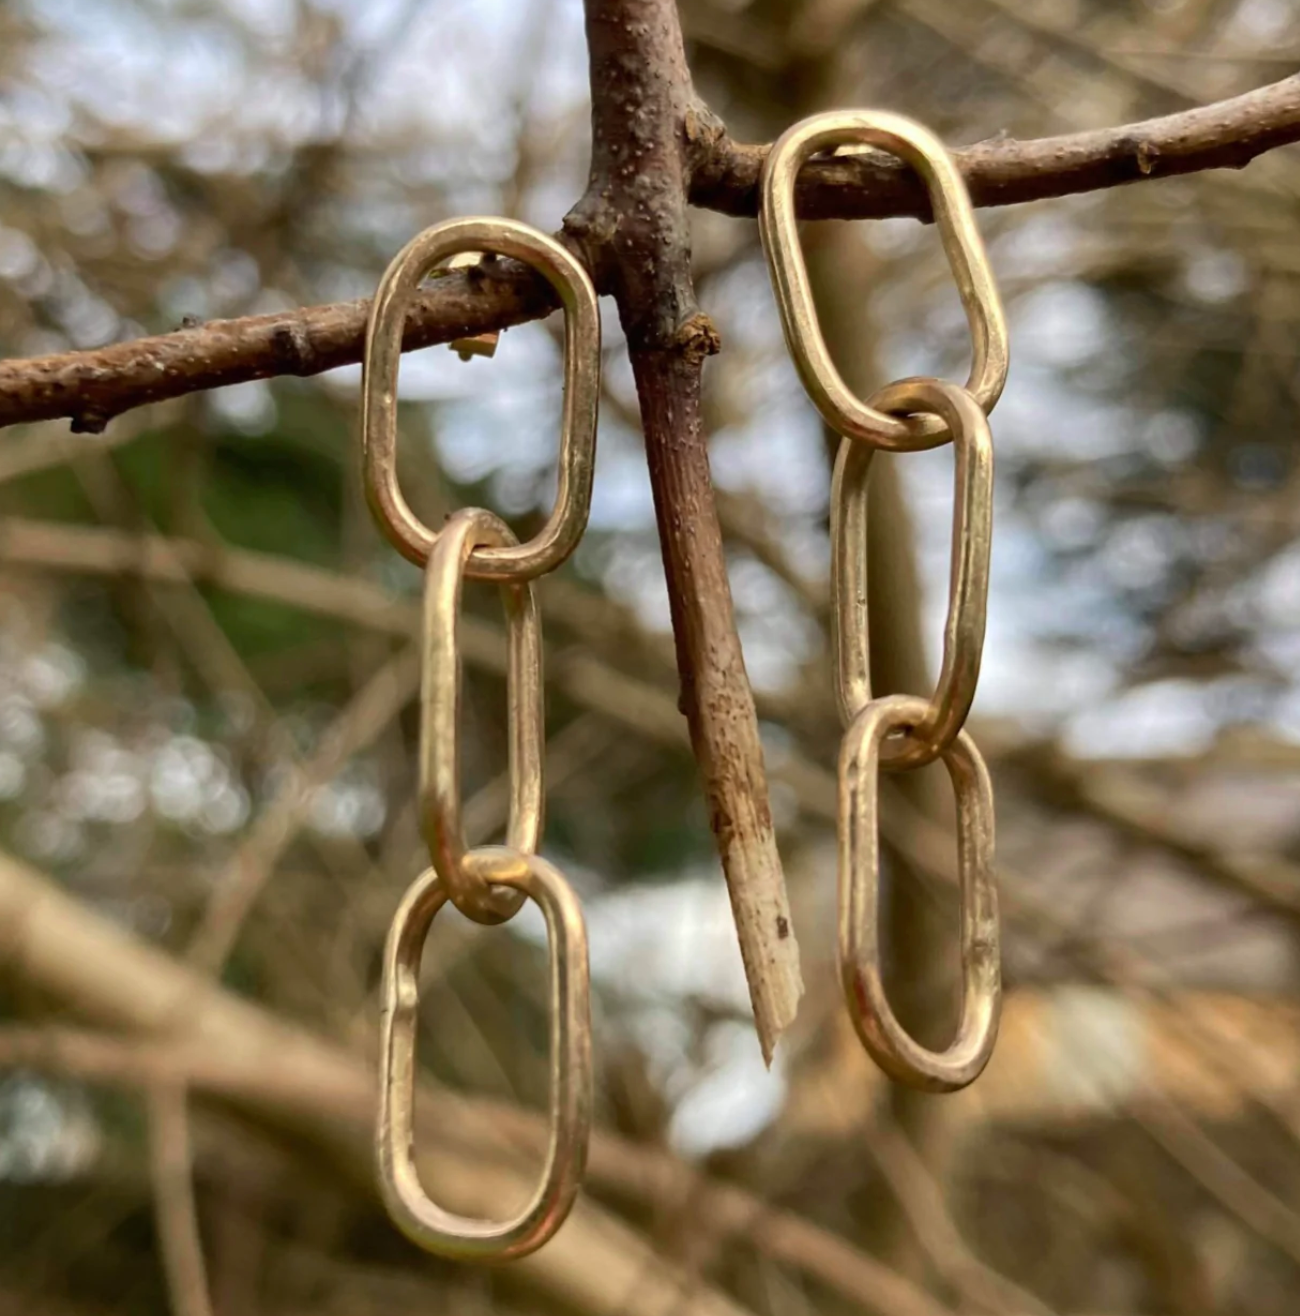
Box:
839;695;1000;1092
761;109;1006;1093
831;377;993;768
363;217;598;1259
760;109;1009;451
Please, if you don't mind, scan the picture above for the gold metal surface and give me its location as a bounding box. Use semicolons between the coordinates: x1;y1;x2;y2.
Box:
838;694;1001;1093
377;849;592;1261
758;109;1008;451
368;216;599;1257
420;507;542;925
362;216;600;578
831;377;993;768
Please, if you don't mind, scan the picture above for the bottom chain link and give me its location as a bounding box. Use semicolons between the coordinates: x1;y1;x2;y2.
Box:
377;847;592;1261
838;694;1001;1093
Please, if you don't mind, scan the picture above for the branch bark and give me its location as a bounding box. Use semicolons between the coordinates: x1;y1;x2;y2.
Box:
691;73;1300;219
0;76;1294;433
565;0;801;1061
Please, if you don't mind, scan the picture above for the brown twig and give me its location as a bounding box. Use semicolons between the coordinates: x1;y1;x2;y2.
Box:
565;0;801;1061
0;267;558;432
1134;1088;1300;1268
690;74;1300;219
1014;746;1300;924
0;78;1292;435
867;1118;1058;1316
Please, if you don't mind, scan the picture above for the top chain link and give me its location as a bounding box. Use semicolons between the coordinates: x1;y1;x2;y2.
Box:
362;216;600;580
759;109;1009;451
760;108;1007;1093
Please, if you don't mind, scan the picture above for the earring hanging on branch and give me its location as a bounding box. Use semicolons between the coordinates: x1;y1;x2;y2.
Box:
362;216;601;1261
760;109;1009;1094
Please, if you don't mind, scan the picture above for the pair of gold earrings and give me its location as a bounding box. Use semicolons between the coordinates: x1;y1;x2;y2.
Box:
362;109;1007;1263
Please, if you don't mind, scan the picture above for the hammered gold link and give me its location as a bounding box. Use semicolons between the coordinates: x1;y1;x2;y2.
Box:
377;849;592;1261
831;377;993;768
420;507;542;925
839;694;1001;1093
362;216;600;578
759;109;1008;451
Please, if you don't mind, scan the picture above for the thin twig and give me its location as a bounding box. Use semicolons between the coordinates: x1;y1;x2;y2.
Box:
690;74;1300;219
186;647;421;972
867;1118;1058;1316
1134;1089;1300;1267
0;267;558;432
0;858;951;1316
1013;746;1300;924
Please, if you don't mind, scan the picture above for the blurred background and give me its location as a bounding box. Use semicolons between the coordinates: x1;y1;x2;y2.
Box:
1;0;1299;1312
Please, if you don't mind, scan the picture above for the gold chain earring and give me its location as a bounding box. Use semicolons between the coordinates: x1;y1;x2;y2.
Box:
760;110;1007;1093
363;217;600;1258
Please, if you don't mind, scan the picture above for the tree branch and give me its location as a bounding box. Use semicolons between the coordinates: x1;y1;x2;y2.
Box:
565;0;802;1062
690;73;1300;219
0;78;1294;435
0;265;558;432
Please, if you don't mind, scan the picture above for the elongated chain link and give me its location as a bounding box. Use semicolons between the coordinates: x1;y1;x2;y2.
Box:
377;852;591;1260
761;109;1006;1093
363;217;598;1259
839;696;999;1093
760;110;1008;451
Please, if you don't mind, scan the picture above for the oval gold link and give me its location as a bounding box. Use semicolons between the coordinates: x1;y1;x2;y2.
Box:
377;848;592;1260
421;507;542;924
759;110;1008;452
832;378;992;769
362;216;600;578
839;694;1001;1093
